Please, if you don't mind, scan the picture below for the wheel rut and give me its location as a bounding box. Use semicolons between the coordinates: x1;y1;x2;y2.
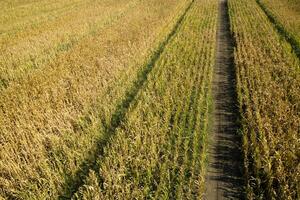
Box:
204;0;244;199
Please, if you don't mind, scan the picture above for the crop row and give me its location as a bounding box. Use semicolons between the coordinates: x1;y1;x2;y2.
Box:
0;0;190;199
229;0;300;199
73;0;218;199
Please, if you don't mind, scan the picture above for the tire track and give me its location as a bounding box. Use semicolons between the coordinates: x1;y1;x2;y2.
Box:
205;0;244;199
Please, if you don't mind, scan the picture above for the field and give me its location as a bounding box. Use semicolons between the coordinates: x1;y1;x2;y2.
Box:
229;0;299;199
259;0;300;57
0;0;299;199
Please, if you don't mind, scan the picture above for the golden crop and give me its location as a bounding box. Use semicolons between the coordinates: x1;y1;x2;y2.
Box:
229;0;300;199
260;0;300;46
0;0;299;199
73;0;218;198
0;0;190;198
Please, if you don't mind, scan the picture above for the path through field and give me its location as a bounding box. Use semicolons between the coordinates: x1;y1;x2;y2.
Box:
204;0;245;199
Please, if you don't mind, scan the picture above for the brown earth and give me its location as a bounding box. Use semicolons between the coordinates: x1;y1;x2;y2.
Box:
204;0;245;199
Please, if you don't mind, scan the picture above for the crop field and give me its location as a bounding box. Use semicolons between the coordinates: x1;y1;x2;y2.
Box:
258;0;300;57
229;0;300;199
0;0;299;199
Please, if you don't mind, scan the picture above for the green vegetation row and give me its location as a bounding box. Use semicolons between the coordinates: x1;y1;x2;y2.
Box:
0;0;190;199
229;0;300;199
257;0;300;59
72;0;218;198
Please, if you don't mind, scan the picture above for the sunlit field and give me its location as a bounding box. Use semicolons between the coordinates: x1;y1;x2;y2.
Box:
0;0;298;199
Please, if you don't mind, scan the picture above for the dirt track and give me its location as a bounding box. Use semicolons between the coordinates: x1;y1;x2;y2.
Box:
204;0;245;199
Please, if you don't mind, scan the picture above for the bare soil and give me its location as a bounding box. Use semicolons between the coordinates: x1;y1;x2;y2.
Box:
204;0;245;199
